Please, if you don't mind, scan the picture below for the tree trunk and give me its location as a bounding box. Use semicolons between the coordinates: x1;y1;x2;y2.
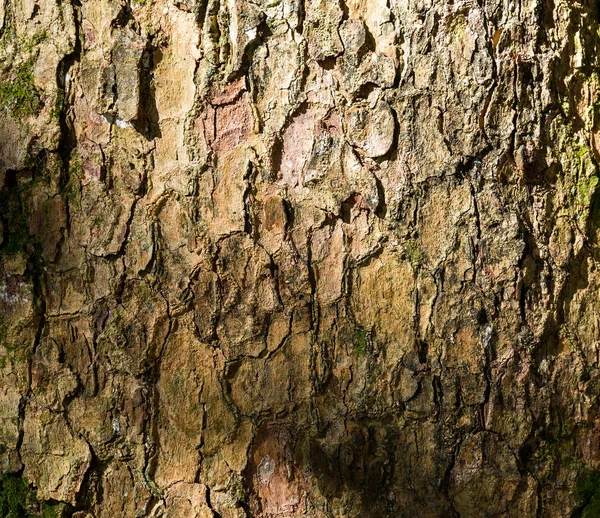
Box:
1;0;599;516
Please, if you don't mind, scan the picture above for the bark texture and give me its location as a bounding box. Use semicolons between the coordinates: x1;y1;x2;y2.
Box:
1;0;600;516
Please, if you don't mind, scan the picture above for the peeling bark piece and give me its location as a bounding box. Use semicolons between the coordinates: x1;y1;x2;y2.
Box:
154;330;206;487
21;410;91;504
31;337;79;411
313;220;345;304
304;0;343;61
225;0;263;74
96;462;152;518
342;144;379;210
0;116;29;173
394;367;420;403
249;34;304;137
216;234;280;358
346;100;395;158
161;482;213;518
351;249;415;358
339;19;367;56
112;28;145;122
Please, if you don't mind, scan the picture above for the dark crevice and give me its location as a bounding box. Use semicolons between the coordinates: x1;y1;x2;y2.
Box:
131;39;163;140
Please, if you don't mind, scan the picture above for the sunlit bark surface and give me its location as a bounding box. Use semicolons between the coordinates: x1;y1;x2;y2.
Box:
1;0;600;516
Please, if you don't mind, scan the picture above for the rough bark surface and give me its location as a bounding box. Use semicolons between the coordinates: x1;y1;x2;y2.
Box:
1;0;600;516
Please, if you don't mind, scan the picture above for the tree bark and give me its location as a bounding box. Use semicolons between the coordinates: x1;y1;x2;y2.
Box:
1;0;600;516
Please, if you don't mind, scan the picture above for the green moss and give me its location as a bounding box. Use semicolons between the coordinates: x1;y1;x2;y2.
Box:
217;13;231;65
405;239;424;270
44;156;63;180
578;175;599;207
0;27;49;119
92;213;105;226
40;504;60;518
353;327;370;356
573;470;600;518
0;57;41;119
22;31;48;53
230;477;247;504
0;473;62;518
548;111;600;232
0;473;33;517
574;144;591;161
2;224;30;256
170;372;186;397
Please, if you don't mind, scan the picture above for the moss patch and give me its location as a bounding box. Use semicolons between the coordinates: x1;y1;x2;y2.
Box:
0;57;42;119
405;238;424;270
578;175;599;207
573;470;600;518
0;28;48;119
353;327;370;356
0;473;62;518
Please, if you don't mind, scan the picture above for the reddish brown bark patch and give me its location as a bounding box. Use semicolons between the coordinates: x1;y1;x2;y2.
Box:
246;425;310;516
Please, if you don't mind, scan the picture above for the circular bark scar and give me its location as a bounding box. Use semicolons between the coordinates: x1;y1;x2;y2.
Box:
346;100;395;158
